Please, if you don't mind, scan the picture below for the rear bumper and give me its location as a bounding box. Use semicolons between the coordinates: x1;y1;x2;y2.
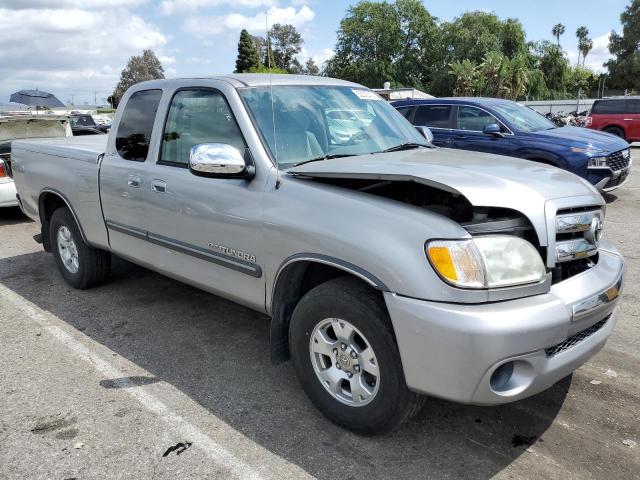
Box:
0;180;18;207
385;242;624;405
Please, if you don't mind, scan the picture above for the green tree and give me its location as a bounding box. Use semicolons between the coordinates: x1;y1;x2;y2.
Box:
606;0;640;91
531;40;570;93
303;58;320;76
431;11;527;95
325;1;403;87
235;29;261;73
111;49;165;106
480;51;507;97
268;23;303;72
325;0;437;89
247;65;287;74
449;60;480;96
552;23;566;46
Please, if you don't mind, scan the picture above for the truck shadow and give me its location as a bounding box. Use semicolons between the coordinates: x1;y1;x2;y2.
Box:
0;207;31;226
0;251;570;479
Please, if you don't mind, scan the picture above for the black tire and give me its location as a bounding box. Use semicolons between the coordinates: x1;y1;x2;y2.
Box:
289;277;425;435
604;126;625;139
49;207;110;289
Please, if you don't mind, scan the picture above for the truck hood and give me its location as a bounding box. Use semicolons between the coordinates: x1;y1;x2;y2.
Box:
289;147;604;245
525;126;629;152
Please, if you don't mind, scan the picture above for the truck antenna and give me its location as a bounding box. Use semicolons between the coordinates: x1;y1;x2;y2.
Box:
266;10;280;187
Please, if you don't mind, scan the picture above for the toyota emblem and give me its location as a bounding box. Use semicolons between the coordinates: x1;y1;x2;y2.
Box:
584;217;603;245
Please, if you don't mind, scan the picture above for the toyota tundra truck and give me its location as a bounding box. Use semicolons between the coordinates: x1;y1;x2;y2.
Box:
11;75;624;435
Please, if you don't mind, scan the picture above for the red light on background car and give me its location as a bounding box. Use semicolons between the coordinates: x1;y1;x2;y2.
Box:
585;116;593;127
0;161;6;178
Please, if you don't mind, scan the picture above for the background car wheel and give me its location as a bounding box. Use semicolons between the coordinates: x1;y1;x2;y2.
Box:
604;126;625;139
289;276;425;435
49;207;110;289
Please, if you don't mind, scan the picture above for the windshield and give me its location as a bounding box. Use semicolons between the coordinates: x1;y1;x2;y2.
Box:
492;103;556;133
238;85;427;168
70;115;96;127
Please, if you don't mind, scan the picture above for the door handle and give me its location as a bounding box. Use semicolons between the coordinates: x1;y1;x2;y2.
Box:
151;180;167;193
127;175;140;187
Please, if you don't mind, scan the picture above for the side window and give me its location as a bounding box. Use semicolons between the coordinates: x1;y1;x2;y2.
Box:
115;89;162;161
414;105;451;128
396;107;413;119
627;99;640;114
592;100;626;114
457;106;500;132
160;89;246;166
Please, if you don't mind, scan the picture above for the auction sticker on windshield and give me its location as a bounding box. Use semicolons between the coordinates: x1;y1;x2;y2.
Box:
351;89;382;101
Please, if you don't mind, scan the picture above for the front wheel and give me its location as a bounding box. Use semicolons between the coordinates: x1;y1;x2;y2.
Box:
604;126;625;139
289;277;425;435
49;207;111;289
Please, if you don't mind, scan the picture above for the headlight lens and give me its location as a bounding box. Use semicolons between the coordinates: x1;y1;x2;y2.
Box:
571;146;605;154
588;156;608;168
427;236;546;289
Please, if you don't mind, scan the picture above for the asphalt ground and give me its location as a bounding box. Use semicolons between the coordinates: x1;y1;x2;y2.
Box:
0;152;638;479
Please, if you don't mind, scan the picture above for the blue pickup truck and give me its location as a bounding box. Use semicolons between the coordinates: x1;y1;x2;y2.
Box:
393;98;632;191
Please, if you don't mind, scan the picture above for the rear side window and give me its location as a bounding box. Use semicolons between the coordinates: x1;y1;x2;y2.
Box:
591;100;627;115
628;99;640;114
115;89;162;161
396;106;413;119
414;105;451;128
160;89;246;167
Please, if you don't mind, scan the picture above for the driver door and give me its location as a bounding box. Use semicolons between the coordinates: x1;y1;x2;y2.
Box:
135;86;265;310
451;105;513;156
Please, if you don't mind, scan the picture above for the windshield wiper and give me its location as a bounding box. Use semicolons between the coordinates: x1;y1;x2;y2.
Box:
381;142;432;153
292;153;355;167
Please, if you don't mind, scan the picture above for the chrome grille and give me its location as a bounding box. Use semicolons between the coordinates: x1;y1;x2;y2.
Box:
545;317;608;357
554;208;602;263
607;149;631;171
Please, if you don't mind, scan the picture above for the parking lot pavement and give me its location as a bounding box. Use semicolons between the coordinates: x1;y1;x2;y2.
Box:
1;158;639;480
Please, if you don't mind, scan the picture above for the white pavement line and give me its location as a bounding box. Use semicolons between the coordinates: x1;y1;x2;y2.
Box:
0;284;265;480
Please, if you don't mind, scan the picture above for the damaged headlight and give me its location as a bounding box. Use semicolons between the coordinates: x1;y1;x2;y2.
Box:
426;236;546;289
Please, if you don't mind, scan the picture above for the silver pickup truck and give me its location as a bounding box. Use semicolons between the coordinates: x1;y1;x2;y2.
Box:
12;75;624;435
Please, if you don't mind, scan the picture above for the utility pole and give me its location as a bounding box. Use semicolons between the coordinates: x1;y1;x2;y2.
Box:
94;91;97;105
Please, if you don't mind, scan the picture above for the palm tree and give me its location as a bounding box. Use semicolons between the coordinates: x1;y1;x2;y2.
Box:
579;38;594;67
575;26;589;65
552;23;565;47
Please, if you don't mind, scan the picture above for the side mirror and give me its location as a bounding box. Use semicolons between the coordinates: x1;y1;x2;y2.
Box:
415;126;434;143
483;123;504;137
189;143;254;178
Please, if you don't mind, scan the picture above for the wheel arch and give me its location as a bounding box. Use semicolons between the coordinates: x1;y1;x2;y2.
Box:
269;254;389;364
38;189;87;251
601;124;626;138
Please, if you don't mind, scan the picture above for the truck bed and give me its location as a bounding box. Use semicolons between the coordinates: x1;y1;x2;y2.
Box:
12;135;107;163
12;134;110;249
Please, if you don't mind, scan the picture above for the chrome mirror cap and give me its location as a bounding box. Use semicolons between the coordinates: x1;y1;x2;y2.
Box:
415;126;434;143
189;143;248;176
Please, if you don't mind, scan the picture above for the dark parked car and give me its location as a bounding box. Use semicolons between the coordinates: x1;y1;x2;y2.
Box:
586;97;640;142
393;98;632;191
69;114;108;136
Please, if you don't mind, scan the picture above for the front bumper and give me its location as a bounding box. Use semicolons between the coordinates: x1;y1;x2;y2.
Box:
0;179;18;208
385;242;624;405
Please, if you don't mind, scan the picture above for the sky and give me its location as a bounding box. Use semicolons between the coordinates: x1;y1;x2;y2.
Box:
0;0;631;105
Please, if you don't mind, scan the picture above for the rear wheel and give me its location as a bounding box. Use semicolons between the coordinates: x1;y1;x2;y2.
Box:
49;207;110;289
289;277;425;435
604;126;625;139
